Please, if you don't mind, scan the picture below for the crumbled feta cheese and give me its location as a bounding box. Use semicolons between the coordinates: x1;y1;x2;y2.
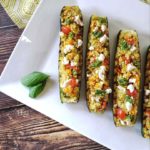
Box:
125;102;132;111
77;39;83;48
87;74;90;77
129;78;136;84
61;79;71;88
101;24;106;32
98;66;106;81
71;61;77;66
98;53;105;61
93;26;99;32
127;63;136;71
127;84;135;93
117;86;126;93
99;34;108;43
62;57;69;65
64;45;74;54
60;31;64;37
145;89;150;96
89;45;94;50
74;15;83;26
105;88;112;94
120;120;125;125
91;96;99;102
130;45;136;52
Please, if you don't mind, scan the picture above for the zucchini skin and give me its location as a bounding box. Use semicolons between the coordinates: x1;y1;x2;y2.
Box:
85;15;111;112
142;46;150;138
113;30;141;127
59;6;83;103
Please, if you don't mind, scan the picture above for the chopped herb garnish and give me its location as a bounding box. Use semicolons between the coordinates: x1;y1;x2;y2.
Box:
95;90;106;96
125;96;133;103
72;70;77;76
120;40;128;50
93;31;103;38
91;60;101;68
99;18;107;24
133;60;140;69
69;32;74;39
118;77;128;86
65;18;71;25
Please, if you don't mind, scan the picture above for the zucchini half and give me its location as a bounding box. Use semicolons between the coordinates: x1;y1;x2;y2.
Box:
142;46;150;138
113;30;141;126
59;6;83;103
85;15;111;112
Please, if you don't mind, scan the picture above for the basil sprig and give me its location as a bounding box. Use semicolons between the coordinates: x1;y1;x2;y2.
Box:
21;71;49;98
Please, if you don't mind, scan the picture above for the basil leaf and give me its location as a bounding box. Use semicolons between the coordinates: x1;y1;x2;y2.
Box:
91;60;101;68
120;40;128;50
95;90;106;96
118;77;128;86
21;72;49;87
29;81;46;98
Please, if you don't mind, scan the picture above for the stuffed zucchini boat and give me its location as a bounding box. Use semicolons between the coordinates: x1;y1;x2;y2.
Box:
113;30;141;126
86;15;111;112
142;46;150;138
59;6;83;103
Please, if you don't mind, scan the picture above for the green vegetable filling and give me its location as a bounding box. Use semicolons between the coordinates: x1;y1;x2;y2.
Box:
125;96;133;103
91;60;102;68
95;90;106;96
120;40;129;50
118;77;128;86
93;31;103;38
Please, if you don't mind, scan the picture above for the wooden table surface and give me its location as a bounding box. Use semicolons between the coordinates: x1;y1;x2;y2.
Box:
0;5;109;150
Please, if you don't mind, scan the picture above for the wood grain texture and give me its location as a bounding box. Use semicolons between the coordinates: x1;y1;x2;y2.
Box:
0;4;109;150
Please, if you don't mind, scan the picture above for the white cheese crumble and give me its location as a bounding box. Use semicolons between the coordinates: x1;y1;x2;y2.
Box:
89;45;94;51
145;89;150;96
71;61;77;66
127;63;136;71
129;78;136;84
98;66;106;81
130;45;136;52
120;120;125;125
99;34;108;43
127;84;135;93
61;79;71;88
101;24;106;32
60;31;64;37
62;57;69;65
74;15;83;26
105;88;112;94
93;26;99;32
91;96;100;102
77;39;83;48
117;86;126;93
98;53;105;61
125;102;132;111
64;45;74;54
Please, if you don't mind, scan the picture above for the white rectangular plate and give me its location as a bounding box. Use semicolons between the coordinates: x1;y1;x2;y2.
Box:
0;0;150;150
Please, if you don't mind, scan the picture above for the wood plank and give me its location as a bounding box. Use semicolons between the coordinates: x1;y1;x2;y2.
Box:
0;106;109;150
0;5;15;27
0;26;22;73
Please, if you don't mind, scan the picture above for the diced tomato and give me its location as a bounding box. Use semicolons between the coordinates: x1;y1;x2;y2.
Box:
65;64;71;69
116;67;121;74
73;66;79;72
102;101;107;109
127;38;135;45
116;108;126;120
69;78;78;88
125;58;130;64
103;58;109;66
145;110;150;117
127;89;138;97
61;26;71;34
